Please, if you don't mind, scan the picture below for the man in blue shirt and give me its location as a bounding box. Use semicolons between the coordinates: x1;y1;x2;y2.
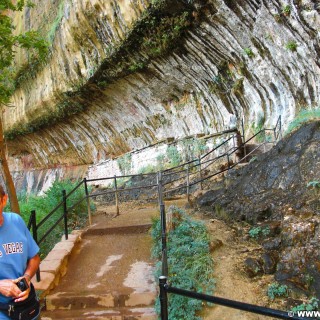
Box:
0;186;40;319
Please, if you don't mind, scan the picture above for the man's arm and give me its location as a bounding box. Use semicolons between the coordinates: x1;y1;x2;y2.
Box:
0;255;40;300
14;254;40;302
23;254;40;281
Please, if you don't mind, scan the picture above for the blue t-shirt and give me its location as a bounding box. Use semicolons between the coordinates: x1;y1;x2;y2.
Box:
0;212;39;319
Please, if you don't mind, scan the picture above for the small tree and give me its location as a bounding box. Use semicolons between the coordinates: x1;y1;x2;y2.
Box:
0;0;48;213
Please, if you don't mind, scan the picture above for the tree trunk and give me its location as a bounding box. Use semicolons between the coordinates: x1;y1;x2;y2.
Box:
0;118;20;214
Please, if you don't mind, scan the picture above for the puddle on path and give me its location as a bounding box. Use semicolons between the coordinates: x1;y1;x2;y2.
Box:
87;254;123;289
123;261;156;293
97;254;123;277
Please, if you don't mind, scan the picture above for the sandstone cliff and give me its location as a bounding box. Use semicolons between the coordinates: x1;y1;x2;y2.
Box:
3;0;320;187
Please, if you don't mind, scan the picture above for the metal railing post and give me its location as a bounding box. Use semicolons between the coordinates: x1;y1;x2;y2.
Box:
279;115;282;140
62;190;68;240
232;134;236;163
198;156;203;190
242;117;247;158
157;172;168;277
227;153;230;172
114;175;119;216
159;276;169;320
31;210;41;282
83;178;92;225
186;164;190;202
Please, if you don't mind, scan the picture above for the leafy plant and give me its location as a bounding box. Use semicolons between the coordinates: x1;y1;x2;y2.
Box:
249;226;270;239
267;282;288;300
156;154;166;171
291;297;319;312
137;164;157;174
46;0;65;45
249;156;257;163
285;41;297;51
117;154;132;175
243;47;254;58
0;0;49;105
128;61;146;72
167;145;182;167
252;116;266;142
151;206;215;319
282;5;291;16
286;108;320;134
307;181;320;188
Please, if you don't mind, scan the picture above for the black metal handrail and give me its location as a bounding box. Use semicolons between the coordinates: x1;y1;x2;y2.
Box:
27;116;281;286
161;117;282;197
159;276;308;320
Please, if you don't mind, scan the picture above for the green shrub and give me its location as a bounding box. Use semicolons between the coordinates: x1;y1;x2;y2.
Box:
307;180;320;189
117;153;132;175
286;108;320;134
285;41;297;51
156;154;166;171
151;206;215;319
249;226;270;239
137;164;157;174
6;180;94;258
291;297;319;312
244;48;254;58
267;282;288;300
282;5;291;16
167;145;182;167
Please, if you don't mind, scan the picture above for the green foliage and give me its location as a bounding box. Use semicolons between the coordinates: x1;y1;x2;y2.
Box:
243;47;254;58
181;138;207;163
128;61;146;72
291;297;319;312
307;180;320;188
156;154;166;171
167;145;182;167
0;0;48;105
285;41;297;51
5;98;85;139
46;0;64;45
282;5;291;16
6;179;94;258
151;206;215;319
4;0;195;139
137;164;157;174
249;226;270;239
249;156;257;163
117;154;132;175
140;11;191;57
267;282;288;300
252;116;266;142
286;108;320;134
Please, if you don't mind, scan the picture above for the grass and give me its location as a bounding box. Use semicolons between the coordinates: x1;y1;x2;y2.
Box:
151;206;214;319
286;108;320;134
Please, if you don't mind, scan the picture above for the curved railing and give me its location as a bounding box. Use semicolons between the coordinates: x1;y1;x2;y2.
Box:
27;116;282;285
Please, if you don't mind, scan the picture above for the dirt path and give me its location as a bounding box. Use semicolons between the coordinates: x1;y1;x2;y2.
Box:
198;217;277;320
42;197;282;319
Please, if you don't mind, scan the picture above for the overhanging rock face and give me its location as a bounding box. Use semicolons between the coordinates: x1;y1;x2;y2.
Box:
4;0;320;173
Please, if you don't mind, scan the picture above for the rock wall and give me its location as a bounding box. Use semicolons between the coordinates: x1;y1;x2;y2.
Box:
196;121;320;296
3;0;320;192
